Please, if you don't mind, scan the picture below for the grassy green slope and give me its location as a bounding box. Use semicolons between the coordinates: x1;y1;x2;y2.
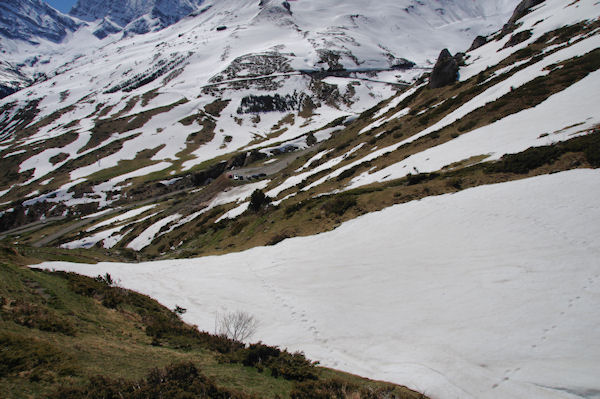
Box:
0;247;426;399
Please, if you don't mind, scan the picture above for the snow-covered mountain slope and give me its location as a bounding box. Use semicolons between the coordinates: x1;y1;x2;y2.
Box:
0;0;83;97
4;1;600;397
0;0;81;45
44;168;600;399
0;0;519;215
70;0;206;37
1;0;599;247
0;61;32;99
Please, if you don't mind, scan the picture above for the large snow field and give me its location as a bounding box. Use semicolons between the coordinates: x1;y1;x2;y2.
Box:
43;169;600;399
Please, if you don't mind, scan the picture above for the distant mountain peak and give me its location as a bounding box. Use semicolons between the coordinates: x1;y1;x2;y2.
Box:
0;0;81;45
70;0;205;36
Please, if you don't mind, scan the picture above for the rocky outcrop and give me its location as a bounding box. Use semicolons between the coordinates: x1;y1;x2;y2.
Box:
501;0;545;36
0;84;18;99
428;49;459;89
502;29;533;49
92;18;122;39
237;92;308;114
468;35;487;52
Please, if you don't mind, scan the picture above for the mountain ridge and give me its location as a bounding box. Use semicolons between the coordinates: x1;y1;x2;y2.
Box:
70;0;206;36
1;0;600;397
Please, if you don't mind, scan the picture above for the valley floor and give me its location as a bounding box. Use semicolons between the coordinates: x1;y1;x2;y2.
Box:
43;168;600;399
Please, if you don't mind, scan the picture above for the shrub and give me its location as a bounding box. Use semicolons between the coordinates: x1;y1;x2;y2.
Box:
269;351;318;381
291;379;358;399
217;311;258;342
285;201;307;217
447;177;463;189
2;300;76;336
406;173;438;186
489;145;562;174
457;119;478;132
49;362;253;399
291;379;411;399
488;131;600;173
230;220;249;236
322;196;357;216
0;332;66;378
248;189;271;212
336;165;362;181
241;343;282;367
267;233;290;246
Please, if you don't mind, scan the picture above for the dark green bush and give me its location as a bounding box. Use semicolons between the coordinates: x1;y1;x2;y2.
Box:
49;362;253;399
406;173;439;186
269;351;318;382
2;300;76;336
457;119;478;132
336;165;362;181
285;201;307;217
230;220;249;236
488;130;600;173
228;344;317;381
248;189;271;212
291;378;407;399
322;196;357;216
489;146;562;174
241;342;282;367
0;332;66;377
267;233;290;246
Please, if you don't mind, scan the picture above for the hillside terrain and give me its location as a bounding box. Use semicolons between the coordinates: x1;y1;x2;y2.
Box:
0;0;597;260
0;0;517;222
0;248;425;398
1;0;600;398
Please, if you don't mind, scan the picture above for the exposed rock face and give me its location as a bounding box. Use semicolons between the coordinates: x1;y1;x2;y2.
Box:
468;35;488;51
501;0;545;35
507;0;545;26
92;18;122;39
0;0;81;44
428;49;459;89
503;29;533;48
0;85;18;99
0;60;32;99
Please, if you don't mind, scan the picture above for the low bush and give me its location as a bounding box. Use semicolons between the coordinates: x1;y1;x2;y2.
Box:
267;233;290;246
406;173;439;186
49;362;253;399
1;300;76;336
488;131;600;174
241;342;282;367
227;343;317;381
322;196;357;216
270;351;319;381
0;332;67;378
336;165;360;181
285;201;308;217
57;270;243;353
291;378;409;399
489;145;562;174
457;119;478;132
230;220;249;236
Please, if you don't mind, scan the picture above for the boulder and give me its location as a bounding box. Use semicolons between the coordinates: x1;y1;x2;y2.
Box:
468;35;487;52
501;0;545;36
429;49;459;89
